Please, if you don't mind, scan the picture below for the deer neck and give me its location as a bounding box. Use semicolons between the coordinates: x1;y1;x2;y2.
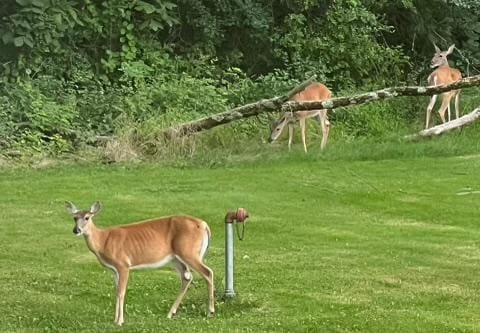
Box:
82;221;107;255
438;60;451;69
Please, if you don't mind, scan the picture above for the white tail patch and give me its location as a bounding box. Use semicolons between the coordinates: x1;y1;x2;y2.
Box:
199;226;210;259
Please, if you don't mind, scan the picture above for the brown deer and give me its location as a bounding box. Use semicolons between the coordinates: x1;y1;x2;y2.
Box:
269;82;332;152
65;201;214;326
426;44;462;128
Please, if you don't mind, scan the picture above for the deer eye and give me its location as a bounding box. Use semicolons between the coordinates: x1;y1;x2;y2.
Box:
85;216;90;221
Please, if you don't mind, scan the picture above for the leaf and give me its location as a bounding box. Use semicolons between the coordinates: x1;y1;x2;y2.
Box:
23;35;34;48
42;32;51;44
135;1;156;14
13;36;24;47
67;8;84;26
21;7;44;14
148;20;163;31
2;32;14;44
31;0;48;7
53;13;62;26
16;0;32;6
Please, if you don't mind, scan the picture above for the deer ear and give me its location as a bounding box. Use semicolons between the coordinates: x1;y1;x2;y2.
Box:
447;44;455;55
434;43;441;53
90;201;101;215
65;201;79;215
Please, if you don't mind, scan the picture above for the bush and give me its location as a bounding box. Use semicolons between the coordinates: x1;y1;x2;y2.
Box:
0;79;77;155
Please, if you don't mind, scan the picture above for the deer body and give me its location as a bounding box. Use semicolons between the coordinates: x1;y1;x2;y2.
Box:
426;44;462;128
270;82;332;152
65;202;214;326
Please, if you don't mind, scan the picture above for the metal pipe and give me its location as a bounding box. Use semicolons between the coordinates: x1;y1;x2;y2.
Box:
223;208;249;299
224;221;235;298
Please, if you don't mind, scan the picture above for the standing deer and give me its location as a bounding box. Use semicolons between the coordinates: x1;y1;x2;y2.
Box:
269;82;332;152
425;44;462;128
65;201;214;326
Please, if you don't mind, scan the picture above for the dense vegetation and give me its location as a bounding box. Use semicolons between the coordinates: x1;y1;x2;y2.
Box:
0;0;479;161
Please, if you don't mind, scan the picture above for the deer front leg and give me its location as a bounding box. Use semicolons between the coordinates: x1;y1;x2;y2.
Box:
115;267;129;326
426;94;437;129
455;91;461;119
438;93;451;124
446;92;452;122
299;118;307;153
321;118;330;150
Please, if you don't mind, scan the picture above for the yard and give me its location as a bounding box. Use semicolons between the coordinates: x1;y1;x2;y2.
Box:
1;139;480;332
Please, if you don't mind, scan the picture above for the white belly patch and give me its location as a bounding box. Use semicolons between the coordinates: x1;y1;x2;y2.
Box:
130;255;173;270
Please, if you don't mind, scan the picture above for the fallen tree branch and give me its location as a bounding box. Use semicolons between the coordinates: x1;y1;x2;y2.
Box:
282;74;480;112
405;107;480;140
167;76;317;136
166;74;480;136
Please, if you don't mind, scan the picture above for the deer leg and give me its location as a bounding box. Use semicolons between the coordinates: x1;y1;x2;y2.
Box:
455;91;461;119
321;116;330;150
300;118;307;153
115;267;130;326
112;268;120;323
182;256;215;316
426;94;437;128
167;258;193;319
438;93;451;124
288;123;293;151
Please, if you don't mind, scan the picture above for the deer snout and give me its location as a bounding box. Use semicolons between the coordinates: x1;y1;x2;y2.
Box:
73;226;81;235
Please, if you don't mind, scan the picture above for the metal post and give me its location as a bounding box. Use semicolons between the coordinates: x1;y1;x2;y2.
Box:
224;221;236;298
224;208;249;299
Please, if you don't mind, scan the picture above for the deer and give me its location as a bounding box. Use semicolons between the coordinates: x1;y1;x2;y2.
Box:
269;82;332;153
64;201;214;326
425;44;462;129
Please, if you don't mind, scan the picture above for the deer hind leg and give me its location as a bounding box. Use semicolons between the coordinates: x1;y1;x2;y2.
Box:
438;93;452;124
181;255;215;316
115;266;130;326
167;258;193;319
426;94;438;128
288;123;294;151
299;118;307;153
447;100;451;122
317;111;330;150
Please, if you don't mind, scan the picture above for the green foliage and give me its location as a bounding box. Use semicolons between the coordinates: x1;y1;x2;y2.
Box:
0;79;77;154
272;0;410;89
0;0;479;158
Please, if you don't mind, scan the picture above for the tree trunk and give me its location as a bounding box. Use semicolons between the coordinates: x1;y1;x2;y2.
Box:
405;107;480;140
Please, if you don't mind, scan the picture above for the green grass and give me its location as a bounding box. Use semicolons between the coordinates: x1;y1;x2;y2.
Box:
2;133;480;332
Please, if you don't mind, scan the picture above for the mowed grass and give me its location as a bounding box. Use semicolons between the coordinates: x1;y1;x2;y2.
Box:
2;138;480;332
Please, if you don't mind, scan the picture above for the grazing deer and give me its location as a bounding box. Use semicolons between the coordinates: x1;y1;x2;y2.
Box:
425;44;462;128
65;201;214;326
269;82;332;152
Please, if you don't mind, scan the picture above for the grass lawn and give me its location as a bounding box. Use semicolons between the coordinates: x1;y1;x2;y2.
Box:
1;136;480;332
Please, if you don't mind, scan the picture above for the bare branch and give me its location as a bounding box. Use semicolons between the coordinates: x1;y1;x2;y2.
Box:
405;107;480;140
167;76;317;136
283;75;480;112
165;75;480;136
